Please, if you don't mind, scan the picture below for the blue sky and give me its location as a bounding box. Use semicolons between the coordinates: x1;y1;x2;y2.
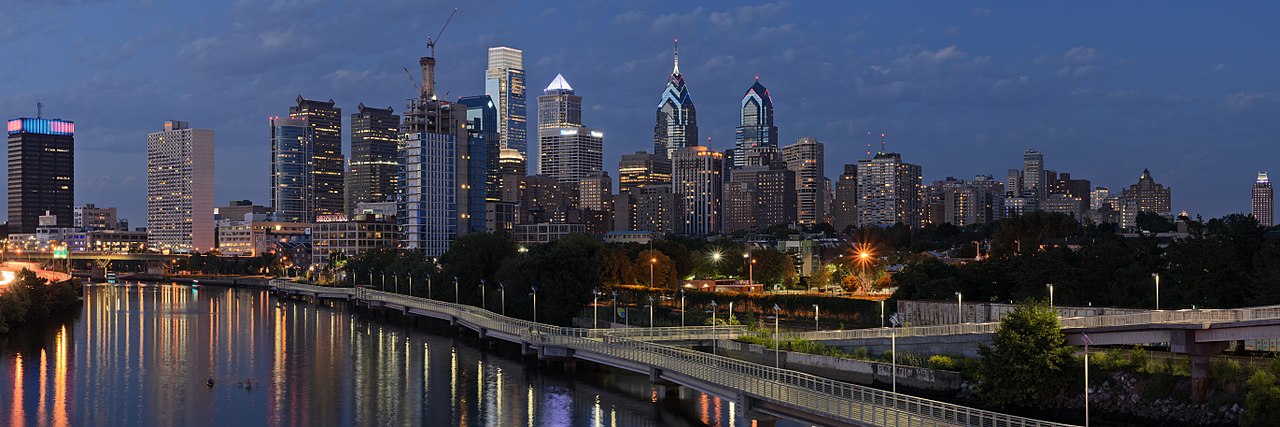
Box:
2;1;1277;225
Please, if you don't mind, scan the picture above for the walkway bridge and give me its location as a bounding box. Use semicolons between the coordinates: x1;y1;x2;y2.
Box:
268;280;1073;427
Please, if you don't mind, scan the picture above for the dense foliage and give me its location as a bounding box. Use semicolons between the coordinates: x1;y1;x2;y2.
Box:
893;213;1279;309
977;299;1073;407
0;270;81;333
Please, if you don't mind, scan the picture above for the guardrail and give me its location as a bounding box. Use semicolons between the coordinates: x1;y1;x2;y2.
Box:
270;280;1074;426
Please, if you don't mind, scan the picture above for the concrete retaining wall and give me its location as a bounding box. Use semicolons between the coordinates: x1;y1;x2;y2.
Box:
717;340;963;392
821;333;994;359
898;300;1149;326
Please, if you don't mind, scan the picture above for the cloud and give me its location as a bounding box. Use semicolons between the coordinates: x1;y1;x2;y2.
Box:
971;8;992;17
652;7;705;32
1208;63;1226;74
709;2;789;28
1062;46;1099;63
1224;92;1273;113
893;45;966;68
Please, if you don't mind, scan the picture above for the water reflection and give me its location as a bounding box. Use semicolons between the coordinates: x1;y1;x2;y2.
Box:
0;283;792;426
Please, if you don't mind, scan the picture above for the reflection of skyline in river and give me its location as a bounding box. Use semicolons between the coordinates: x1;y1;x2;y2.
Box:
1;283;788;426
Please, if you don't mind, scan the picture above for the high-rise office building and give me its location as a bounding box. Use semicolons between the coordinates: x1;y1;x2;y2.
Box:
147;120;215;252
579;172;612;212
1255;172;1274;227
783;137;825;225
856;152;923;228
289;96;344;217
832;165;858;233
485;46;528;160
1052;172;1092;208
672;146;723;235
347;104;399;213
537;74;603;185
270;116;313;222
1022;149;1045;199
7;115;74;233
722;165;795;233
1120;168;1172;220
1090;187;1111;211
457;95;497;234
400;48;467;256
735;78;778;168
654;41;698;159
618;151;672;194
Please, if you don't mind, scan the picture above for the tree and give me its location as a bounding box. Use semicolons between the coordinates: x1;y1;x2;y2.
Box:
977;299;1073;407
438;233;519;301
599;245;639;285
496;233;602;326
1245;359;1280;426
636;249;677;289
1135;211;1174;233
750;248;799;289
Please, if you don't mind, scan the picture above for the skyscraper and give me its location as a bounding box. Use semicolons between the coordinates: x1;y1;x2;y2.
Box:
856;152;923;228
457;95;496;234
672;146;723;235
270;116;313;222
783;137;825;225
347;104;399;213
537;74;603;184
1022;149;1045;199
1254;172;1273;227
147;120;215;252
1120;168;1172;221
7;115;74;233
289;96;344;217
400;46;467;255
832;165;858;233
654;40;697;159
735;78;778;168
485;46;528;161
722;165;795;233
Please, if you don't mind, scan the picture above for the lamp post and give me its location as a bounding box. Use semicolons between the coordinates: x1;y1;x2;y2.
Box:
813;304;820;332
710;300;718;356
408;272;413;296
773;304;782;368
368;270;373;288
680;289;686;328
892;330;898;393
394;272;399;294
612;290;618;324
593;289;599;328
453;276;459;303
650;256;656;289
955;292;963;324
381;270;386;291
880;299;886;328
1047;283;1055;310
499;282;506;316
648;295;655;328
750;259;756;288
479;279;487;310
531;286;539;323
1152;273;1160;311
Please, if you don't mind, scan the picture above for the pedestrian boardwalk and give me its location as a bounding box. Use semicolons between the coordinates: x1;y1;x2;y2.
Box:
270;281;1075;427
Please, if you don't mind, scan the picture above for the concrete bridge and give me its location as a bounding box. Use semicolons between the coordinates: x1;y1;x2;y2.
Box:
268;280;1075;427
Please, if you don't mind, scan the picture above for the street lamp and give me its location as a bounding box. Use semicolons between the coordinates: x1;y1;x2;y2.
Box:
479;279;487;310
1047;283;1055;310
749;259;756;287
891;330;898;393
648;295;655;328
880;299;886;328
531;286;539;323
813;304;820;332
710;300;718;356
593;289;599;328
680;289;686;328
612;290;618;324
380;270;386;291
1152;273;1160;311
955;292;963;324
650;256;657;289
742;252;750;282
773;304;782;368
394;272;399;294
453;276;459;303
499;282;506;316
408;272;413;296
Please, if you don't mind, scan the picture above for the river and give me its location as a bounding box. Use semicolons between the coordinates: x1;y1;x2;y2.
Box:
0;282;796;426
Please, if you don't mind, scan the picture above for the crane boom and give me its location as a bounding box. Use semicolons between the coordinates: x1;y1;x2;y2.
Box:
426;8;458;57
403;67;421;90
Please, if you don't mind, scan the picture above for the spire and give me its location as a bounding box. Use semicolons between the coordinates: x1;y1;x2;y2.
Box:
672;37;680;75
545;73;573;92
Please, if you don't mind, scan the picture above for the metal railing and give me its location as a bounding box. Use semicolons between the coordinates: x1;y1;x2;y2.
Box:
270;280;1075;427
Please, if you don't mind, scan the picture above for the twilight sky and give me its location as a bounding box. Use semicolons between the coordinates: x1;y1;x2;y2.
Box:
3;1;1277;226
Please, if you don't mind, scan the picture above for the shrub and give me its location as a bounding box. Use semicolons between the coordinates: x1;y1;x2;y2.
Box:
977;299;1072;408
928;355;956;370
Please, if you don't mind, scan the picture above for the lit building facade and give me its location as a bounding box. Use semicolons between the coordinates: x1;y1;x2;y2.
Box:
311;214;398;266
1022;149;1045;199
147;120;215;252
1120;168;1172;219
672;146;723;236
856;152;923;228
457;95;496;234
7;116;75;234
783;137;825;226
289;96;344;217
347;104;399;213
654;42;697;159
618;151;672;194
734;79;778;168
832;165;858;233
270;116;314;222
1255;172;1274;227
485;46;528;160
75;204;118;231
537;74;603;185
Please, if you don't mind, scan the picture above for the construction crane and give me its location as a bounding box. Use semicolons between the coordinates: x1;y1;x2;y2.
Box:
403;67;421;91
427;7;458;58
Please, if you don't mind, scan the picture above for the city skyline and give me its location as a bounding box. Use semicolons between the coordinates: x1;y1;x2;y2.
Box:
3;2;1278;224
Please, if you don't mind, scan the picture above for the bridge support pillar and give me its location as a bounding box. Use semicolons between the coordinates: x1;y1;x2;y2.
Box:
562;361;576;372
1191;354;1210;403
1171;330;1229;403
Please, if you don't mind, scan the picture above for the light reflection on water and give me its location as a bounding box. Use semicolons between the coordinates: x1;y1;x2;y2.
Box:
0;283;795;426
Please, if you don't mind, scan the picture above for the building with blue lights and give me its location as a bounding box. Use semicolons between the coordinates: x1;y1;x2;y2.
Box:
7;116;75;233
485;46;528;168
654;40;698;160
270;116;314;223
537;74;603;185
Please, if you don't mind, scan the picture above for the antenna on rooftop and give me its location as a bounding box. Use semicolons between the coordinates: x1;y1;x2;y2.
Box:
866;131;872;158
37;102;43;118
880;131;886;153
